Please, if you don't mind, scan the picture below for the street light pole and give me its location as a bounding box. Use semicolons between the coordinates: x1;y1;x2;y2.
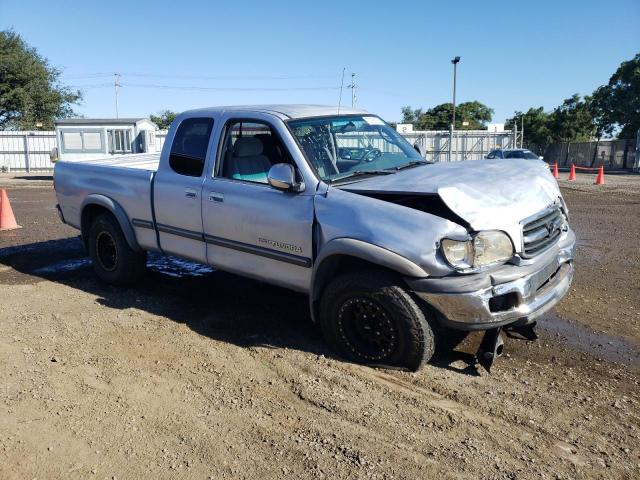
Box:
449;56;460;161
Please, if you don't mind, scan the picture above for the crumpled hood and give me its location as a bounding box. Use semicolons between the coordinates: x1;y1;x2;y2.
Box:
342;159;561;231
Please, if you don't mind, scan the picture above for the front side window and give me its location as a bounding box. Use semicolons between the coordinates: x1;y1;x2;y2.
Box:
169;117;214;177
218;120;289;184
288;115;424;183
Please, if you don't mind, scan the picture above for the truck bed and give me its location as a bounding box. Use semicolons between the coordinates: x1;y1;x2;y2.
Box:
61;153;161;171
54;154;158;249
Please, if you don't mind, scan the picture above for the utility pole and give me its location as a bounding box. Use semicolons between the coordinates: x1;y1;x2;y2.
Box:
449;57;460;161
114;73;121;119
338;67;346;114
350;73;357;108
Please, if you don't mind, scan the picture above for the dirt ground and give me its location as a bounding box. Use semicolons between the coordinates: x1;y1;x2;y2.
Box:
0;172;638;480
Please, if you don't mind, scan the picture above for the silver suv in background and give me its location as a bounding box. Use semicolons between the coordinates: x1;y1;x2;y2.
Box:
487;148;543;160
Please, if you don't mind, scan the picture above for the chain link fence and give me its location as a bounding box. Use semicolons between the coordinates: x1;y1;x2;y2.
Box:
403;130;518;162
544;139;637;169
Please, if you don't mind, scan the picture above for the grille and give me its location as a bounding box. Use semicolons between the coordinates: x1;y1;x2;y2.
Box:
521;206;564;258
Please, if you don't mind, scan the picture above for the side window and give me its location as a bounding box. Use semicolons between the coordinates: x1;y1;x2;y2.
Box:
217;120;287;184
61;129;104;153
169;117;214;177
108;129;132;153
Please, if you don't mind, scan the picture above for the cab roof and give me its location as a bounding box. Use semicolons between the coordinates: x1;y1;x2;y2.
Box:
180;104;370;120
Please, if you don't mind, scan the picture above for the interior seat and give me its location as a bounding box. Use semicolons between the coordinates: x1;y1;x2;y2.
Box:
254;133;283;164
224;137;272;183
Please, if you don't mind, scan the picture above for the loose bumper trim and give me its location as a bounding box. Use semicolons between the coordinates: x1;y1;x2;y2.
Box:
55;204;65;224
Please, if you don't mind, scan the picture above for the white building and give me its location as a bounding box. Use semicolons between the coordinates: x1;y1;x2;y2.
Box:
54;118;159;161
395;123;414;134
487;123;505;133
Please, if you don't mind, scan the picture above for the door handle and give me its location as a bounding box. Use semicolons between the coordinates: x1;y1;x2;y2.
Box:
208;192;224;203
185;189;197;198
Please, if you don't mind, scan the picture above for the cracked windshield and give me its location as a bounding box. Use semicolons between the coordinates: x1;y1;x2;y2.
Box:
288;115;426;182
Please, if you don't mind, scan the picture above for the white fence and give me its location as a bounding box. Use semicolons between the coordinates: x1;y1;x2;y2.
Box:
0;131;58;171
0;129;515;171
0;130;169;172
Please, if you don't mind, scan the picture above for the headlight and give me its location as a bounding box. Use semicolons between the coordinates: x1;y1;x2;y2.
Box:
441;231;514;271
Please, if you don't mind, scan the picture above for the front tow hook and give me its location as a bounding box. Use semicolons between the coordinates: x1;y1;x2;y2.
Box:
476;327;504;372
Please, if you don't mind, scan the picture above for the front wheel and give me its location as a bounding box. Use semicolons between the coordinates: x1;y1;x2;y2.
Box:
319;270;435;371
88;213;147;285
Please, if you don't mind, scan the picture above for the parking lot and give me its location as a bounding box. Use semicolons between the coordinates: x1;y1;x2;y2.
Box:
0;172;638;479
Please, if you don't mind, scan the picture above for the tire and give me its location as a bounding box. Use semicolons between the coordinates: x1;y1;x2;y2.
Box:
319;270;435;371
88;213;146;285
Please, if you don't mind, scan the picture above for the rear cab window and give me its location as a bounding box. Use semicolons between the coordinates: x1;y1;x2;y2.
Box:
169;118;214;177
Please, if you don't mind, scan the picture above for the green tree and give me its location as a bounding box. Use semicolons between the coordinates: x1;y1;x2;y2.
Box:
149;110;178;130
547;94;596;142
401;101;493;130
455;101;494;129
505;107;553;151
0;30;81;130
591;53;640;139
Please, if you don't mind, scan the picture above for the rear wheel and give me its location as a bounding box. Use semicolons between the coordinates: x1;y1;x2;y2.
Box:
88;213;146;285
319;270;434;371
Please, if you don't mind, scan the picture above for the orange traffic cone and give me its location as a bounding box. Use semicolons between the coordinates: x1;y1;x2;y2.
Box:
0;189;21;231
568;164;576;181
594;166;605;185
552;163;559;179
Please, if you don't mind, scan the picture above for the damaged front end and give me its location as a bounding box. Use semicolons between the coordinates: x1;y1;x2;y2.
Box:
316;159;575;370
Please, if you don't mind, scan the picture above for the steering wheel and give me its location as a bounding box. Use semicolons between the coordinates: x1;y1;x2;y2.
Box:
362;148;382;162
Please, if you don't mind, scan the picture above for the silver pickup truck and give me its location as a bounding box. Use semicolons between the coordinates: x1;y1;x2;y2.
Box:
54;105;575;371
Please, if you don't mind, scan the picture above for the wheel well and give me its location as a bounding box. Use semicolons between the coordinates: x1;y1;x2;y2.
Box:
311;254;405;321
80;204;113;248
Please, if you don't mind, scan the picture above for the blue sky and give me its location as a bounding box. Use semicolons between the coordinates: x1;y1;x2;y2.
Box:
1;0;638;123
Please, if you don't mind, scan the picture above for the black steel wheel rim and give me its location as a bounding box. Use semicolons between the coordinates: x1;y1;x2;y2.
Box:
96;231;118;272
337;296;398;361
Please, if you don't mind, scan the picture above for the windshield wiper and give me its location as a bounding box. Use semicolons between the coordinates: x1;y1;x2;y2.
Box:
390;160;430;171
330;169;394;183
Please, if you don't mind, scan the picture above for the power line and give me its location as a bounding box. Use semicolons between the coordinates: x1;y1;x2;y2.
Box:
64;71;338;80
120;83;340;91
69;83;340;91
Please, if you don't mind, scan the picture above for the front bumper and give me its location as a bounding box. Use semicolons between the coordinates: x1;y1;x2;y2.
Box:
408;229;576;331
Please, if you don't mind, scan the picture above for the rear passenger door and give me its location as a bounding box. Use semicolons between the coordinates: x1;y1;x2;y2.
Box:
201;115;315;292
153;117;215;263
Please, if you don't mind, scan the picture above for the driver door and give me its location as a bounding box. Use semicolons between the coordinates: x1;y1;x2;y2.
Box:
201;114;315;292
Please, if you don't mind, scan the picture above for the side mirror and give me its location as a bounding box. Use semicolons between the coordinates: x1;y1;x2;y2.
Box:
267;163;304;192
539;156;544;160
